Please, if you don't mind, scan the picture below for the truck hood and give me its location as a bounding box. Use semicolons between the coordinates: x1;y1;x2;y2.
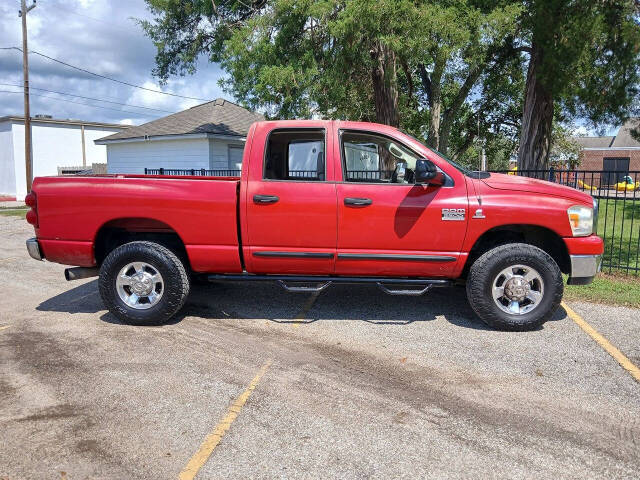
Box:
481;173;592;204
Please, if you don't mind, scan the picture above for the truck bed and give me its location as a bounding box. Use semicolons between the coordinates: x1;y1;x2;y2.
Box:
31;175;243;272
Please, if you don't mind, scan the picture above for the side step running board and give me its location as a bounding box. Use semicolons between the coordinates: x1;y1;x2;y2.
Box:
207;273;451;296
277;280;332;293
376;283;432;296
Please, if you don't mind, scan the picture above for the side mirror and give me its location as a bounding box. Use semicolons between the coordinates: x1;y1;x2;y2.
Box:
414;159;445;186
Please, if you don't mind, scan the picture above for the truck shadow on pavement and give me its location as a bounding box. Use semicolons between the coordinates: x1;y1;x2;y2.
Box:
36;279;566;331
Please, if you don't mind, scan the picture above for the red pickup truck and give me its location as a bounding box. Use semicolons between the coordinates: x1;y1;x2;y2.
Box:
25;120;603;330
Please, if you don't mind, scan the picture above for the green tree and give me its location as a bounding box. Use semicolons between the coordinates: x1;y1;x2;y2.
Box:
515;0;640;172
548;122;581;169
140;0;523;159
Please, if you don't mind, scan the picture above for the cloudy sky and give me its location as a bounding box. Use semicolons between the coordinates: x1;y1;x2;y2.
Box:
0;0;226;126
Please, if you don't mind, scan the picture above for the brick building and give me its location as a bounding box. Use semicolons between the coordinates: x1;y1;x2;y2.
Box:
574;118;640;185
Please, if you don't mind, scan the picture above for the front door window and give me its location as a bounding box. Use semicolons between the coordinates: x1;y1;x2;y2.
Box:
342;131;421;183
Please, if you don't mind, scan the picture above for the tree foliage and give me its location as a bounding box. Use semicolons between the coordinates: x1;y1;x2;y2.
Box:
140;0;640;170
549;122;581;168
516;0;640;171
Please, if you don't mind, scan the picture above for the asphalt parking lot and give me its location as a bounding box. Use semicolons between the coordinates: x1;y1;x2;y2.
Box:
1;215;639;479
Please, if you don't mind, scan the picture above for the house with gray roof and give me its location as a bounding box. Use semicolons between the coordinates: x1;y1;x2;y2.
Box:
95;99;264;175
573;118;640;182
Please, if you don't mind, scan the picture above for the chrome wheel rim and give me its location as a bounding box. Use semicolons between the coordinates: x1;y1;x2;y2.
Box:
491;264;544;315
116;262;164;310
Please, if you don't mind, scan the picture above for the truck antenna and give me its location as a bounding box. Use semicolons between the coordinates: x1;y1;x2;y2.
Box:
476;117;483;207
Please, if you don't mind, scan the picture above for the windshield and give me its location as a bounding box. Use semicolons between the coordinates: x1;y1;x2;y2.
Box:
431;149;472;175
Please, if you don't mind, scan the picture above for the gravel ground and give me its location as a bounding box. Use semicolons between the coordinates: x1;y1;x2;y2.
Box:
1;215;639;479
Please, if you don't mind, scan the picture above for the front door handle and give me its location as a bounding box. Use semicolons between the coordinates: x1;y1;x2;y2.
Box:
344;197;372;207
253;194;279;204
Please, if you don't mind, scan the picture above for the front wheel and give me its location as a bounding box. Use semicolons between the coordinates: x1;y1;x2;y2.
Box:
99;241;190;325
466;243;563;331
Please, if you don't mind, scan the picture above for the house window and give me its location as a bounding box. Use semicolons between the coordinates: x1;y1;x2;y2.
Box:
228;145;244;171
603;157;630;185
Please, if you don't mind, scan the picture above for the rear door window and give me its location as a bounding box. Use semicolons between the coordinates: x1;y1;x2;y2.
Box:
264;129;325;181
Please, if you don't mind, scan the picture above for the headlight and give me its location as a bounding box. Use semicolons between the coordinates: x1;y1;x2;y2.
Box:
567;205;593;236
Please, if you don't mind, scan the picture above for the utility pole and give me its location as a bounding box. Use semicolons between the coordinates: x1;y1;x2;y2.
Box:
19;0;37;193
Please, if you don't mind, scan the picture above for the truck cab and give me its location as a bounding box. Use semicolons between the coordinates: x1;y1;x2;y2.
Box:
242;121;468;278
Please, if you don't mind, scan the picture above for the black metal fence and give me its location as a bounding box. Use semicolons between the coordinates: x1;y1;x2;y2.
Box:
346;170;395;181
288;170;320;179
144;168;241;176
494;169;640;275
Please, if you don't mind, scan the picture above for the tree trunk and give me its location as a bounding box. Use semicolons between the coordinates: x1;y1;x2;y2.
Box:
425;55;445;150
370;41;399;127
517;43;553;177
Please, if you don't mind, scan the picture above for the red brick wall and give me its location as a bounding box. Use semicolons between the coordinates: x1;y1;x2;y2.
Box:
579;149;640;171
575;149;640;187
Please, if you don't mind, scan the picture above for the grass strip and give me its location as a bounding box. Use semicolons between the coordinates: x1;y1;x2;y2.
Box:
565;273;640;309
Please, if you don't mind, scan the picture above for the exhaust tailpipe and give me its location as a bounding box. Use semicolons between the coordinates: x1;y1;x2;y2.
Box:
65;267;99;281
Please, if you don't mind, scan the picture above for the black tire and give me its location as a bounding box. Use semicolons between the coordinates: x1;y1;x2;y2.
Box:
466;243;563;331
99;241;190;325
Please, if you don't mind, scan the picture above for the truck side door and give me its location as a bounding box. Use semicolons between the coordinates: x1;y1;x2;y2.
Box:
334;128;468;277
242;123;337;274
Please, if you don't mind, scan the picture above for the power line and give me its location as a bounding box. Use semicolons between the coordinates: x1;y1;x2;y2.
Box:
0;83;176;113
1;46;211;102
49;2;135;33
0;88;159;116
0;89;162;117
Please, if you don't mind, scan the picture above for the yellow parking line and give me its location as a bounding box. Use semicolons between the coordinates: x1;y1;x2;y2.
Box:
562;302;640;383
292;291;320;328
179;360;272;480
0;325;10;331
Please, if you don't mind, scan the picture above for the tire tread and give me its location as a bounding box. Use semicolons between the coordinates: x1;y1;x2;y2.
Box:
98;241;190;325
466;243;563;331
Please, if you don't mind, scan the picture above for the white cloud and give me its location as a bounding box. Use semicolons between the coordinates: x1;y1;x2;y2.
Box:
573;126;591;136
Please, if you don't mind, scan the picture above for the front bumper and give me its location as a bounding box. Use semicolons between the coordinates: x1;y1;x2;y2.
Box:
567;254;601;285
26;237;43;261
563;235;604;285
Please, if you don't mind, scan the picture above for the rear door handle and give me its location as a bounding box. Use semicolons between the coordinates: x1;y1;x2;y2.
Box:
344;197;372;207
253;194;279;204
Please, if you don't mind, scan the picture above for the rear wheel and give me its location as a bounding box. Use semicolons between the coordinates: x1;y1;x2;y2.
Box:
99;241;190;325
466;243;563;331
